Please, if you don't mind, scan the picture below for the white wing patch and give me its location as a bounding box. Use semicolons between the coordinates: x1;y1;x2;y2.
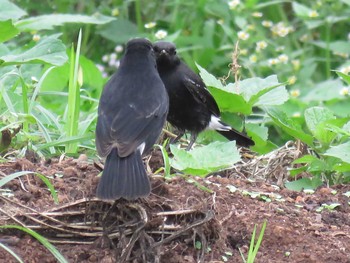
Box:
208;115;231;131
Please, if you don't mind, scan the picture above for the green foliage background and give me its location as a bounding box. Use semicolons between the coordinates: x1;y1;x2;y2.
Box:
1;0;350;187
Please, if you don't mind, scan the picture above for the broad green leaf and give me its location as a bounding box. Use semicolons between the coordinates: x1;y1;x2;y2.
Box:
302;79;344;102
0;0;26;21
285;177;323;191
266;107;314;145
304;107;335;135
0;20;19;42
207;87;251;114
197;63;224;89
293;155;319;164
292;2;312;17
236;75;288;106
0;35;67;66
195;64;251;114
335;70;350;85
324;141;350;164
15;13;115;31
98;19;139;44
170;141;240;176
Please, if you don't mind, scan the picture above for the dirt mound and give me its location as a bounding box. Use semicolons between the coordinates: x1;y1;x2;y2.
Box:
0;146;349;262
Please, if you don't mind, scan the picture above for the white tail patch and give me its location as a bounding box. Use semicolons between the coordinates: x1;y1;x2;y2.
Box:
208;115;231;131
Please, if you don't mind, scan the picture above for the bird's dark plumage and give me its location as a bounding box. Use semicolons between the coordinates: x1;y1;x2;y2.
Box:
154;41;254;150
96;38;168;200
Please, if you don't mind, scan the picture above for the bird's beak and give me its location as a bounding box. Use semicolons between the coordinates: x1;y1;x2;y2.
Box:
160;50;168;55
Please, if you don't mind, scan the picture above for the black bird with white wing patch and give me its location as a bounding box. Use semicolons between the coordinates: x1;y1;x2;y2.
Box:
153;41;254;150
95;38;168;200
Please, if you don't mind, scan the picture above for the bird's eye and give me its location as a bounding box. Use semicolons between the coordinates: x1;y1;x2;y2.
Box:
170;48;176;54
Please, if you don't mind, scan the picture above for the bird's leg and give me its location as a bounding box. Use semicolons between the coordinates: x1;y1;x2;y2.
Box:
170;130;185;144
186;133;198;151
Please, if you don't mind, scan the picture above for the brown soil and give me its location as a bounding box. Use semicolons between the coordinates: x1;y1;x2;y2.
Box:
0;147;349;263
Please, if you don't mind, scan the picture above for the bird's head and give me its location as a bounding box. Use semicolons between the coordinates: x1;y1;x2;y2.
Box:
153;41;179;66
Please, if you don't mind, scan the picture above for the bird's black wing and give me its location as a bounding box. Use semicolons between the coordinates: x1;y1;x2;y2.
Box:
96;73;168;158
180;64;220;116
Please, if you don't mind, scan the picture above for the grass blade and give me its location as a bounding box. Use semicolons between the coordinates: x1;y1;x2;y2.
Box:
0;225;68;263
0;171;59;204
0;242;24;263
65;29;82;153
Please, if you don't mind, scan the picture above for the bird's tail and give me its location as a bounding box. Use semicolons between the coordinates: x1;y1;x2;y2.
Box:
209;115;254;147
217;129;254;147
96;148;150;200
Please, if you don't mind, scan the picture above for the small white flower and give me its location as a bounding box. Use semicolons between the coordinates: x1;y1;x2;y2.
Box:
110;53;117;61
340;65;350;74
155;30;168;39
290;89;300;97
102;55;109;62
249;55;257;63
268;58;279;66
288;76;297;85
144;22;156;29
31;76;39;82
252;12;263;18
228;0;240;10
32;34;40;42
308;10;319;18
262;20;273;27
237;31;250;40
115;45;123;53
340;87;349;96
278;54;289;64
256;41;267;51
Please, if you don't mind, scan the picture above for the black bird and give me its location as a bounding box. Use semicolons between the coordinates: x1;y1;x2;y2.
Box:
95;38;168;200
153;41;254;150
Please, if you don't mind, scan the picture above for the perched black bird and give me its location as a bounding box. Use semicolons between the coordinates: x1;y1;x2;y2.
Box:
153;41;254;150
95;38;168;200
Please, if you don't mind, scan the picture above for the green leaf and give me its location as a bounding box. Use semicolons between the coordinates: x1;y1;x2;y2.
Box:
0;20;19;42
292;2;312;17
197;63;224;89
170;141;241;176
292;154;319;164
15;13;115;31
0;35;68;66
285;177;323;191
0;242;24;263
334;70;350;85
237;75;288;106
266;107;314;145
98;19;139;44
0;0;26;21
304;106;335;134
324;141;350;164
302;79;344;102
